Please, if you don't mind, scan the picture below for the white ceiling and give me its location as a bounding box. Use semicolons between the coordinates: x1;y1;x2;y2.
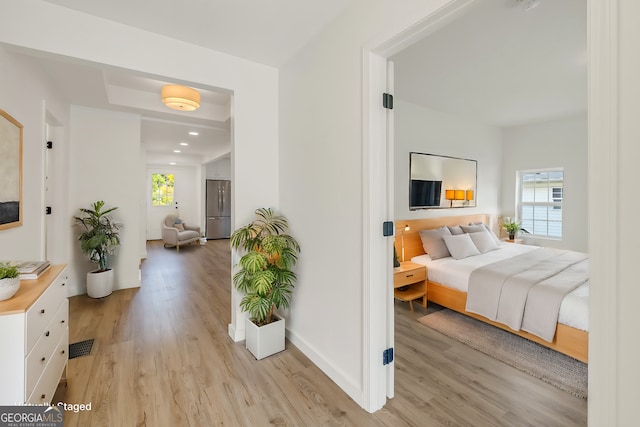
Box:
10;0;585;166
12;0;353;166
42;0;353;67
391;0;587;128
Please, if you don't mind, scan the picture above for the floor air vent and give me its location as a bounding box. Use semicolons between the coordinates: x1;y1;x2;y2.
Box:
69;339;95;359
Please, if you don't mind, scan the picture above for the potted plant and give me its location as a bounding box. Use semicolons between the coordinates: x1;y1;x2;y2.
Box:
230;208;301;360
74;201;122;298
0;262;20;301
499;217;521;240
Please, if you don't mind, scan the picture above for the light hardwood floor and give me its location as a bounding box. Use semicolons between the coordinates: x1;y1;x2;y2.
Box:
57;239;587;426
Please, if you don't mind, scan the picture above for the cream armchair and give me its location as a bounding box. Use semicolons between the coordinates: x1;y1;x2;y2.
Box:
162;215;201;251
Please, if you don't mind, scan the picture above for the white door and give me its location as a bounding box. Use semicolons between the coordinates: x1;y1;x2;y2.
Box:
147;169;178;240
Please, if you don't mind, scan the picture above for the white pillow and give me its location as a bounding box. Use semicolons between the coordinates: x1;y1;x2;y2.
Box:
442;234;481;260
418;226;452;260
469;230;499;253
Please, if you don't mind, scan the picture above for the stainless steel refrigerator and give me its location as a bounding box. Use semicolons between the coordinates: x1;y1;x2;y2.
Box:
206;180;231;239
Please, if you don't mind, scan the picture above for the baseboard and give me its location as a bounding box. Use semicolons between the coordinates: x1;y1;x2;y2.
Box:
285;327;364;409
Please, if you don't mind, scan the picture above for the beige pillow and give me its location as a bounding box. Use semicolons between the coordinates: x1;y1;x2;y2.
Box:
175;223;185;231
442;234;481;260
418;226;452;260
469;230;499;253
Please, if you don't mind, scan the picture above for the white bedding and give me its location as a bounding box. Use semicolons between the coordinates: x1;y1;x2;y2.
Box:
411;243;589;332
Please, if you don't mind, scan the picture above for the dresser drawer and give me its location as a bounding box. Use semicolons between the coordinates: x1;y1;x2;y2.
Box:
25;273;67;352
25;299;68;396
394;267;426;287
27;332;68;405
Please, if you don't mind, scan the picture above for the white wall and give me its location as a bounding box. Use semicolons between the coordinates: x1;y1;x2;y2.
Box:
0;47;70;263
279;0;453;408
500;114;587;252
394;100;502;223
68;106;142;295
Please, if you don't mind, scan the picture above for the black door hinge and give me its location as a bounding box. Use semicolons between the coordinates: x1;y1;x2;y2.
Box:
382;93;393;110
46;141;53;149
46;207;52;215
383;221;394;237
383;348;394;365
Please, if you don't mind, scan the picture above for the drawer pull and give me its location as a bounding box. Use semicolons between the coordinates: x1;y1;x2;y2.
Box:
61;350;66;355
40;309;46;315
61;282;66;286
45;331;50;337
406;274;414;278
41;357;46;362
41;394;46;400
61;320;65;324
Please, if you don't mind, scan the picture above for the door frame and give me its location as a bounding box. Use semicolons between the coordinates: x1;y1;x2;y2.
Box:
362;1;617;422
361;0;476;411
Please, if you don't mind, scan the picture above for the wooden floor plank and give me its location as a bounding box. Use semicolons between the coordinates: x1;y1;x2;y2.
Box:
56;239;586;426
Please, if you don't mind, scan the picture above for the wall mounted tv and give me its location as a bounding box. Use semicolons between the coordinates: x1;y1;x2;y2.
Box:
409;152;477;210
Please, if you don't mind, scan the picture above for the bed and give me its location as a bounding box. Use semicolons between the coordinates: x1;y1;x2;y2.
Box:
395;214;588;363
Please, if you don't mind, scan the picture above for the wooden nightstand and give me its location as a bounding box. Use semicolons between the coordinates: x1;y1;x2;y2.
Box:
393;261;427;311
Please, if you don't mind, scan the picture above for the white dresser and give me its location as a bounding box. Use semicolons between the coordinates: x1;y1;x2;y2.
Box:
0;265;68;405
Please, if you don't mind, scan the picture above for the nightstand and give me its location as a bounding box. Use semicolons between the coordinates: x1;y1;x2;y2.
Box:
393;261;427;311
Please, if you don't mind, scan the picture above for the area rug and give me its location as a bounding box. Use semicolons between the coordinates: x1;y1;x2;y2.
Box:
417;309;587;399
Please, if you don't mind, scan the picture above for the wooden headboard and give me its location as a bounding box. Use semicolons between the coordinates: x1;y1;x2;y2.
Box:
394;214;490;262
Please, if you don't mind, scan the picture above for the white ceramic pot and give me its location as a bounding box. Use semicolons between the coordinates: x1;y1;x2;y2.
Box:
0;277;21;301
87;269;114;298
245;315;285;360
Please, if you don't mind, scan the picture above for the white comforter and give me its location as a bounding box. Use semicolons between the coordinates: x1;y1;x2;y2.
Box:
411;243;589;332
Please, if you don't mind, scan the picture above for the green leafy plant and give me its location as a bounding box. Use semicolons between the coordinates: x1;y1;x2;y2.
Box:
0;262;19;280
74;201;122;272
230;208;301;326
499;217;521;237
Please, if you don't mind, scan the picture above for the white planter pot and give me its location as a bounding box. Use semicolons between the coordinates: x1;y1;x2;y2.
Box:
245;315;285;360
87;269;114;298
0;277;20;301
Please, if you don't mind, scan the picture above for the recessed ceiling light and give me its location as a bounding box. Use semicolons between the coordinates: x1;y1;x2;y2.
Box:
180;142;189;146
169;162;176;165
173;150;181;153
188;131;199;136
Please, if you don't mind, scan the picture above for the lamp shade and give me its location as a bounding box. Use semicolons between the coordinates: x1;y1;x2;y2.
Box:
162;85;200;111
454;190;465;200
466;190;474;201
445;190;455;200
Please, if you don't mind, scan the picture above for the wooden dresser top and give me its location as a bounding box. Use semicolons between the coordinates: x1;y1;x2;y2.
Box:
0;264;66;316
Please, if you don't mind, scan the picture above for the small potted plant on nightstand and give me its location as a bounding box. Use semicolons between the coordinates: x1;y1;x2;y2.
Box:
499;217;521;240
0;262;20;301
230;208;301;360
74;201;122;298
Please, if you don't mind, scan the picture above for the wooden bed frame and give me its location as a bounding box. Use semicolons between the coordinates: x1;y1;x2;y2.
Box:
394;214;588;363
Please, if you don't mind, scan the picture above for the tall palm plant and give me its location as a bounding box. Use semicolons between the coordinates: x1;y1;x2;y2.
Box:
230;208;301;326
74;201;121;272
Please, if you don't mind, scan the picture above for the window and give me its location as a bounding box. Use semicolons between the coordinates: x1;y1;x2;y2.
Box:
518;169;563;238
152;173;175;206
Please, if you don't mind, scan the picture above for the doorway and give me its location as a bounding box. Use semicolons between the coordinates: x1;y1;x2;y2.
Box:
363;0;591;413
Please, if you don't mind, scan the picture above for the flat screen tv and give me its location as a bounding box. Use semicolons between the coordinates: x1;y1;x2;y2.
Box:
410;179;442;209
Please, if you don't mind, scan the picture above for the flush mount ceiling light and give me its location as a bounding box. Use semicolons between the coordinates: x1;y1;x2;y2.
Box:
161;84;200;111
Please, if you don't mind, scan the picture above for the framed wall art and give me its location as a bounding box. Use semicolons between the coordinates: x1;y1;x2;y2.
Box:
0;109;23;230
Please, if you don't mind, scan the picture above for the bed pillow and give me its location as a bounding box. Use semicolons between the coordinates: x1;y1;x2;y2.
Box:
418;226;452;260
468;230;499;254
466;222;501;245
447;225;464;235
442;234;481;260
460;224;485;234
